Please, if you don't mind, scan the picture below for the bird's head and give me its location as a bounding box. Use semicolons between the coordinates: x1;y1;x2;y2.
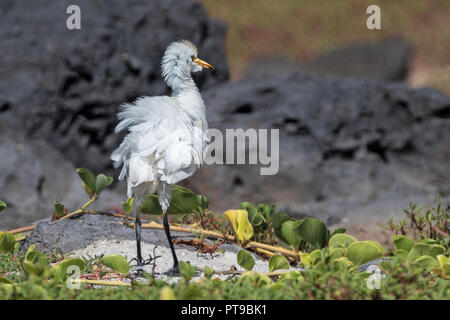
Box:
161;40;214;88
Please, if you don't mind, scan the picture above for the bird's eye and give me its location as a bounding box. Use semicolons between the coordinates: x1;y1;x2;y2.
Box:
191;55;196;61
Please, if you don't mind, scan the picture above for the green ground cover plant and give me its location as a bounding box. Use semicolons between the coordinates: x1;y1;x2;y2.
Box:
0;168;448;299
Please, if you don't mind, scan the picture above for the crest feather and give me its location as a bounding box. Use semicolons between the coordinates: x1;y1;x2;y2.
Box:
179;39;198;56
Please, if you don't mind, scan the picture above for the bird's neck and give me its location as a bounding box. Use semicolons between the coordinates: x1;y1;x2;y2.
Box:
164;68;207;127
176;88;207;125
173;81;208;130
166;69;198;96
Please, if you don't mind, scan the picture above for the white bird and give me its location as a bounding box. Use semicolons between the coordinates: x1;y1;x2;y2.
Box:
111;40;214;272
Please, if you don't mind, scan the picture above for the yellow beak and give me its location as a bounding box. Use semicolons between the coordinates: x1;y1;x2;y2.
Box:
193;57;215;70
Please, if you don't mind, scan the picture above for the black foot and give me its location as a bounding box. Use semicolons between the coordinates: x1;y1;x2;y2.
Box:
137;257;145;267
163;264;179;276
130;254;153;267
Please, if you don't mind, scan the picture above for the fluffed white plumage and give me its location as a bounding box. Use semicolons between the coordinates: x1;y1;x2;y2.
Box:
111;40;214;269
111;40;213;212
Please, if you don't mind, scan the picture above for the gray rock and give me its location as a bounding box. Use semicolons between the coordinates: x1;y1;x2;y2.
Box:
0;122;123;229
20;212;251;257
21;212;248;258
0;123;84;229
186;72;450;242
246;37;411;81
21;214;177;254
0;0;229;175
301;37;411;81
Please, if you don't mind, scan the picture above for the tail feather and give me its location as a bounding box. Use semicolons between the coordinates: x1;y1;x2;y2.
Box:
157;183;173;212
111;139;130;181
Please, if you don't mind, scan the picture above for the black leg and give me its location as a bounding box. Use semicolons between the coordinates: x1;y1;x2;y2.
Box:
135;207;144;267
163;212;178;271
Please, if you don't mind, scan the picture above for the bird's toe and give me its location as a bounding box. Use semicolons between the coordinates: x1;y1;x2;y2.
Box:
164;266;180;276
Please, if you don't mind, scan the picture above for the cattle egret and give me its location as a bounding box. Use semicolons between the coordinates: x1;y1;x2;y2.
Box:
111;40;214;273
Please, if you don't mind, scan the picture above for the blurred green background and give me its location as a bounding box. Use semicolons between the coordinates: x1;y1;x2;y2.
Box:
200;0;450;93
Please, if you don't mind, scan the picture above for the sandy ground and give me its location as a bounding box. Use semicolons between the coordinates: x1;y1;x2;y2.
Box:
71;239;302;282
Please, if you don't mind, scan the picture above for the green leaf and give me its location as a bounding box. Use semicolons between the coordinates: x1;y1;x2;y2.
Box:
239;201;256;210
25;244;36;257
240;202;266;227
237;250;255;271
0;277;13;284
196;195;210;211
310;249;322;265
204;266;214;279
436;255;450;274
0;232;16;253
50;257;86;281
251;213;265;227
300;252;312;268
329;247;345;260
141;185;198;215
279;219;303;248
140;196;161;214
437;254;450;268
329;233;357;249
393;249;409;261
420;238;437;245
344;241;385;266
392;235;414;252
22;247;49;277
366;240;385;254
95;174;113;196
179;284;202;299
278;271;302;282
269;255;290;272
100;254;130;275
24;247;48;266
26;283;47;299
429;244;445;257
121;198;134;215
238;271;271;286
54;201;65;217
414;255;439;270
245;206;261;225
76;168;96;197
330;228;346;237
0;200;6;212
296;218;329;248
332;256;354;268
179;261;196;281
272;211;290;239
22;260;38;276
258;203;275;219
407;243;432;261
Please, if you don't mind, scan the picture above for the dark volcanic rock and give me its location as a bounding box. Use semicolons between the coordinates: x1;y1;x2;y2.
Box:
0;123;83;229
246;38;411;82
186;72;450;244
0;0;228;175
0;122;123;229
301;38;411;81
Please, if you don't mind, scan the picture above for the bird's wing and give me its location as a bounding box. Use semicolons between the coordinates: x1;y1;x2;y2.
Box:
111;96;206;196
